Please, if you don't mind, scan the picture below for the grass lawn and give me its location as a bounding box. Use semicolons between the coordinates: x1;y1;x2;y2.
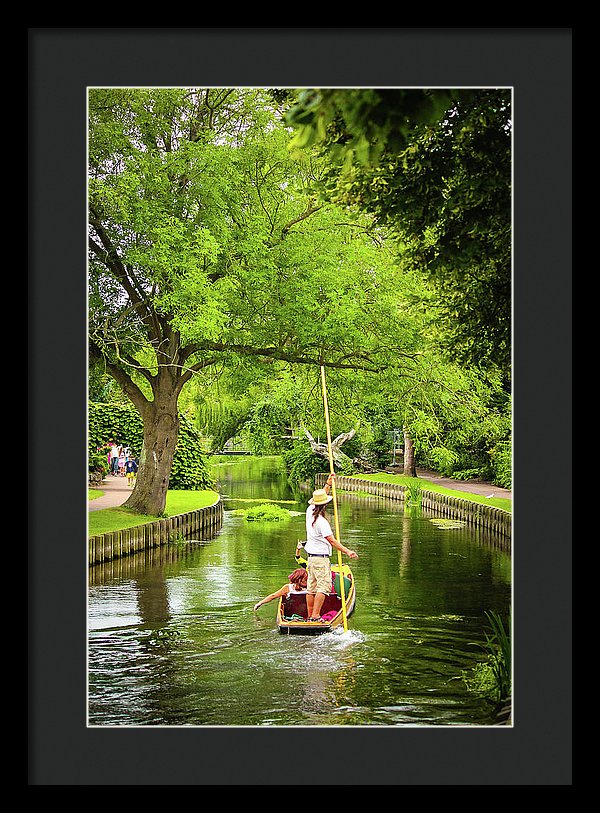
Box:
346;472;512;513
88;489;220;537
89;489;104;501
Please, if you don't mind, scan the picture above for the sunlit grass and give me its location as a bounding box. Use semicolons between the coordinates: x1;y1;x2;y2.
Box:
89;489;104;501
346;472;511;513
88;489;220;536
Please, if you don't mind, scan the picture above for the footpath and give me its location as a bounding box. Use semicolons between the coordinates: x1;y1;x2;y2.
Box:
89;467;512;513
412;468;512;500
89;473;134;511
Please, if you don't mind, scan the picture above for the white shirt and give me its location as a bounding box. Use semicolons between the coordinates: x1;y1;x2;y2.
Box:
305;506;333;556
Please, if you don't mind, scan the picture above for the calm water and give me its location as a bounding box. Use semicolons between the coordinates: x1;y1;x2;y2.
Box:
88;456;512;727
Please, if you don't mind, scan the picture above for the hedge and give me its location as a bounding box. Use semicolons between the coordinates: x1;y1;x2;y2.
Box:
89;401;213;490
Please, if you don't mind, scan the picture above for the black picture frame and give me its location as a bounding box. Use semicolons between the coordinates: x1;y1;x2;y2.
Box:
29;28;572;786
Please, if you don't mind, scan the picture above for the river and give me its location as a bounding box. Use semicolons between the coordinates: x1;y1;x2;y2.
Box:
88;455;512;727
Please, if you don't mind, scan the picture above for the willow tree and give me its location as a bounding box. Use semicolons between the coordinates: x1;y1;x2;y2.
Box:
88;87;410;515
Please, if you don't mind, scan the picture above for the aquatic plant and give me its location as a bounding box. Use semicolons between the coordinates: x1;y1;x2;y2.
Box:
168;532;187;544
463;610;512;704
241;503;293;522
430;518;467;529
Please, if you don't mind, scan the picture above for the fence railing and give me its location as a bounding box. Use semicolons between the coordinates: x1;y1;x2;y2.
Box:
88;499;223;566
315;473;512;549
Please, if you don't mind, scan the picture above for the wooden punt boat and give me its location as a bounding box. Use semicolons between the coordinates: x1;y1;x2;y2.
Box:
276;564;355;635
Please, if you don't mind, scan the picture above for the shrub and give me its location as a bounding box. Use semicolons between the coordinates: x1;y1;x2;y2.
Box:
362;427;393;468
89;451;109;475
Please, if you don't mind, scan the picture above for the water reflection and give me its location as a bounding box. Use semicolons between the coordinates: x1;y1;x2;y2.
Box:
88;456;511;727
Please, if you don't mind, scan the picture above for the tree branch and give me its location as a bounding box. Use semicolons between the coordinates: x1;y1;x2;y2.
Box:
281;202;323;238
176;357;221;394
89;340;151;417
88;222;159;342
195;340;384;372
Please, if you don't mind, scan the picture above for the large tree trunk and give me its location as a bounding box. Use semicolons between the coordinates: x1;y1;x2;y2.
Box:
403;427;417;477
124;378;181;517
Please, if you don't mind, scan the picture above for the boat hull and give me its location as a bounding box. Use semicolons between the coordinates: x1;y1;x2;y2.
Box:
277;564;355;635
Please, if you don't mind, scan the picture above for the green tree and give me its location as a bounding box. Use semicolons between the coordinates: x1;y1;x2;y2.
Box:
283;88;512;380
89;87;413;514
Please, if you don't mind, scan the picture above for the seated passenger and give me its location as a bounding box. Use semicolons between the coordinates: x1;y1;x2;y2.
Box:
253;568;308;612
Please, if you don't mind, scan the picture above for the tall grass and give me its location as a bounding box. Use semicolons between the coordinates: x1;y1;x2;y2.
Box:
463;610;512;704
404;479;423;507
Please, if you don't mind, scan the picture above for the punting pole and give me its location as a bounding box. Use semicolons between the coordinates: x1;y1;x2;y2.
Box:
320;365;349;633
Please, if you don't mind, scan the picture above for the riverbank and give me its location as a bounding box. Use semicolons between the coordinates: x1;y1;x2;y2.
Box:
88;476;220;537
88;458;512;534
352;468;512;513
317;472;511;545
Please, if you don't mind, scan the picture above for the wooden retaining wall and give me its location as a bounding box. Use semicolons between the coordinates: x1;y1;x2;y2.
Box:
88;499;223;566
315;474;512;550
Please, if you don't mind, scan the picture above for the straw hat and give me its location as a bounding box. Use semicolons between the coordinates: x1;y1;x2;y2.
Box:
309;488;333;505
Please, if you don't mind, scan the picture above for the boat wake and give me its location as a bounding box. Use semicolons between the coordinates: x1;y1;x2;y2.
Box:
325;627;366;647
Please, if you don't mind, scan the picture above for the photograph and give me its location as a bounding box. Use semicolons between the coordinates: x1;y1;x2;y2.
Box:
86;84;514;729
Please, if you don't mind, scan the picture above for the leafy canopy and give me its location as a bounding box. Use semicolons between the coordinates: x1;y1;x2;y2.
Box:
89;87;414;385
283;88;512;378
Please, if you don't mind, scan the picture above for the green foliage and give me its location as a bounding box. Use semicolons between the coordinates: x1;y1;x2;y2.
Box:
88;357;121;403
463;610;512;704
362;426;393;468
88;402;213;490
88;401;144;454
195;396;252;453
89;451;109;476
404;479;423;506
88;87;512;504
284;88;472;166
244;398;292;456
230;374;306;456
282;440;329;487
334;355;512;488
399;363;511;487
448;467;483;481
283;88;511;378
488;440;512;489
336;455;356;476
233;503;293;522
170;418;215;490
